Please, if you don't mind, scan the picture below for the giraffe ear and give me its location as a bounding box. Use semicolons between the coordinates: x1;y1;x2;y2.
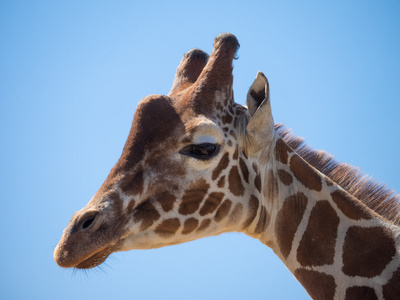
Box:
245;71;274;152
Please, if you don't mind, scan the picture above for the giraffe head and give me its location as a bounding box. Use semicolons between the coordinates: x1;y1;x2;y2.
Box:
54;33;274;269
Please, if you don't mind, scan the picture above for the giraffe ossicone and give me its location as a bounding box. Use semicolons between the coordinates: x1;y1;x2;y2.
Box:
54;33;400;299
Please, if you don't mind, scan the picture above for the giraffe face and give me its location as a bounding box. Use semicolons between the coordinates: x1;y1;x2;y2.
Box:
54;33;266;269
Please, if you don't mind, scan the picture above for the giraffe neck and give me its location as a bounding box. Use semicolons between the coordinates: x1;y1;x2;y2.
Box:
249;135;400;299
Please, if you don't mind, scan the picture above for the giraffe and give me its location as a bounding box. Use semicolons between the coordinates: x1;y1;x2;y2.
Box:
54;33;400;299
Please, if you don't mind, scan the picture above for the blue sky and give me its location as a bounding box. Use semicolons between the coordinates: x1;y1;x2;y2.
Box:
1;1;399;299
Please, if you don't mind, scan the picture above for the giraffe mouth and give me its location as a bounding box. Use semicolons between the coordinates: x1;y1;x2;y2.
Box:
74;246;115;269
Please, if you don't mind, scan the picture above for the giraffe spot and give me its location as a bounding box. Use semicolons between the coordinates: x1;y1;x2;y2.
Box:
215;199;232;222
212;152;230;180
331;189;372;220
233;146;239;160
155;218;180;238
342;226;396;278
222;113;233;124
120;169;144;195
133;200;161;230
228;203;243;225
227;140;233;147
275;192;308;259
254;173;262;193
197;218;211;232
126;198;136;214
264;170;278;200
254;206;270;234
345;286;378;300
290;155;322;191
297;200;339;267
154;191;175;212
182;218;199;235
179;179;209;215
199;192;224;216
294;269;336;300
242;195;259;230
217;175;225;188
239;158;249;183
277;169;293;186
228;166;245;196
383;266;400;299
275;138;292;164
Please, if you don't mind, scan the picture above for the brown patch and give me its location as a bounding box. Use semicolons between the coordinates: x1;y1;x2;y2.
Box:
179;179;209;215
197;218;211;232
155;218;180;238
254;173;262;193
342;226;396;277
233;146;239;160
199;192;224;216
294;269;336;300
212;152;230;180
133;200;161;230
275;192;308;259
242;195;259;230
254;206;270;234
227;140;233;147
277;169;293;186
154;191;176;212
120;169;144;195
297;200;339;267
331;190;372;220
345;286;378;300
182;218;199;234
275;138;292;164
383;266;400;299
290;154;322;191
126;198;136;214
217;175;225;188
239;158;249;183
228;166;245;196
215;199;232;222
228;203;243;224
222;113;233;124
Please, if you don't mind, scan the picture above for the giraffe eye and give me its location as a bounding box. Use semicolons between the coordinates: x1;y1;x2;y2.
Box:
180;143;220;160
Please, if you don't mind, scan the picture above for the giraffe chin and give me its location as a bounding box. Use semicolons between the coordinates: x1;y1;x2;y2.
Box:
74;246;115;269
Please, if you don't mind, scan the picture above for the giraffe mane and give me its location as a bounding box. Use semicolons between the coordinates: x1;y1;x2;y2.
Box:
275;124;400;226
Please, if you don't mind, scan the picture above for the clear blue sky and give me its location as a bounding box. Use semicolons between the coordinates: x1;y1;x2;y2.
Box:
1;1;399;299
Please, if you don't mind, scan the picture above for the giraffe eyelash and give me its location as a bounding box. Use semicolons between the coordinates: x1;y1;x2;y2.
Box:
179;143;220;160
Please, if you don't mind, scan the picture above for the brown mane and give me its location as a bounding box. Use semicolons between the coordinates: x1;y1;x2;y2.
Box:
276;124;400;225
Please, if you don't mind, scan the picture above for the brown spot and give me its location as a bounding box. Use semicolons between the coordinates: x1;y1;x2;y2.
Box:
297;200;339;267
217;176;225;188
254;206;270;234
239;158;249;183
294;269;336;300
155;218;180;237
242;195;259;230
254;173;261;193
345;286;378;300
331;189;372;220
233;147;239;160
199;192;224;216
222;113;233;124
179;179;209;215
154;191;175;212
215;199;232;222
212;152;230;180
229;130;237;140
275;138;292;164
383;266;400;299
342;226;396;277
228;166;245;196
277;169;293;186
133;200;161;230
275;192;308;259
227;140;233;147
182;218;199;234
120;169;144;195
228;203;243;224
290;155;322;191
197;218;211;232
126;198;136;214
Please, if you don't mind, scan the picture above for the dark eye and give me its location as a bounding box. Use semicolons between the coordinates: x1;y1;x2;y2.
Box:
180;143;219;160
